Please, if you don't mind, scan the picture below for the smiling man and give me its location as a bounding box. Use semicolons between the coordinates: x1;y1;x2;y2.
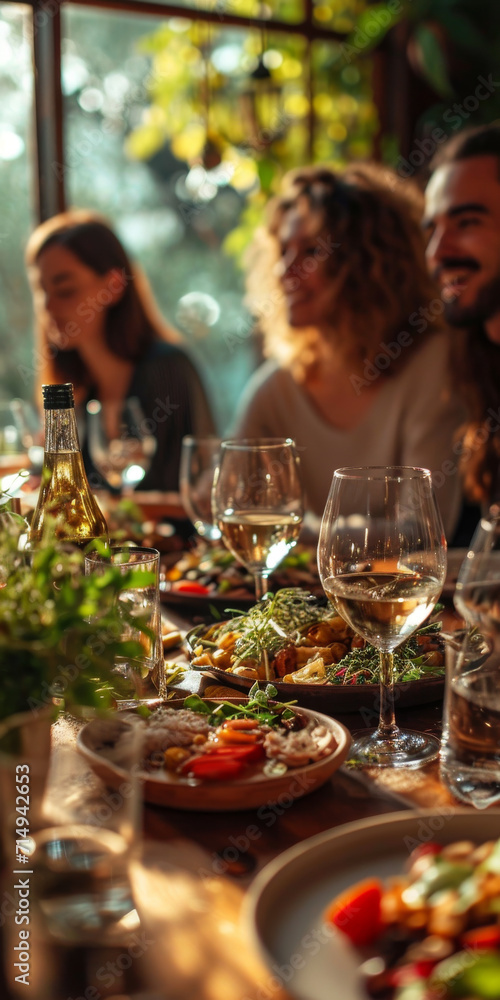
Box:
424;125;500;509
424;125;500;342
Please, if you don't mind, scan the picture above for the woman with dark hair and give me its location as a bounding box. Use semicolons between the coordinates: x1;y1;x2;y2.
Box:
26;209;215;491
233;162;465;539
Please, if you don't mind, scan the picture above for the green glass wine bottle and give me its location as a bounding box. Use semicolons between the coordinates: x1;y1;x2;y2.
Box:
29;383;109;550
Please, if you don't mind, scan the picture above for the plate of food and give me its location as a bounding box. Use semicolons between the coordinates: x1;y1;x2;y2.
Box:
160;544;322;610
244;809;500;1000
77;690;351;811
186;588;447;713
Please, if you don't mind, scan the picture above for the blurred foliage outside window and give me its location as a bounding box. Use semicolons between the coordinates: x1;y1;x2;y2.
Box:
0;4;35;402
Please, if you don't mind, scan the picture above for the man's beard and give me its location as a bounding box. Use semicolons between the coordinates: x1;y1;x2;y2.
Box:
444;273;500;327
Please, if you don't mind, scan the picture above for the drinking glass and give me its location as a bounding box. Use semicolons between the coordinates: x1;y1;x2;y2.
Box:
86;397;157;493
212;438;304;601
453;511;500;635
0;400;43;482
84;545;164;705
0;711;142;999
318;466;446;767
179;435;221;542
440;511;500;806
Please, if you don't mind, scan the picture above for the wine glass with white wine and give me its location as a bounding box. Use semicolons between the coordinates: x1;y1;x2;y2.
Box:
318;466;446;768
212;438;304;601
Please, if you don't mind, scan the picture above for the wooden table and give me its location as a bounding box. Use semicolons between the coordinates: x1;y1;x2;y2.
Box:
0;607;477;1000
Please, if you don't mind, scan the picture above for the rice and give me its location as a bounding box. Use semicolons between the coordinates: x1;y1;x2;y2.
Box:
140;708;214;757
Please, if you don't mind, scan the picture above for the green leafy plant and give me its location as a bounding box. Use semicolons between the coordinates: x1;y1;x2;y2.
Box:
0;521;151;721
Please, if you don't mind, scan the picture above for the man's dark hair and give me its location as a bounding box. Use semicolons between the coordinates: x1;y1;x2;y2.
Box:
430;122;500;171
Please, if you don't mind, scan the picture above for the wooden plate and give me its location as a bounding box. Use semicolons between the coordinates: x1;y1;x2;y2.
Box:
194;666;445;714
244;809;500;1000
159;582;255;612
77;699;351;812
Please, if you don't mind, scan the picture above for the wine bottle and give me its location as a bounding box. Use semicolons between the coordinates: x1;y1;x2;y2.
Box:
29;383;109;549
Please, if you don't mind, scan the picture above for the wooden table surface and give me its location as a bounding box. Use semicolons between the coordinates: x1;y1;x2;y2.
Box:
0;604;484;1000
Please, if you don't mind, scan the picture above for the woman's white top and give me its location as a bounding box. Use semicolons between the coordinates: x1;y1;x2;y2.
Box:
231;330;465;541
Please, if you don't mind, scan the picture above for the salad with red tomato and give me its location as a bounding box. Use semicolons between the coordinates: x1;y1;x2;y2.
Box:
138;685;337;783
324;838;500;999
163;544;321;601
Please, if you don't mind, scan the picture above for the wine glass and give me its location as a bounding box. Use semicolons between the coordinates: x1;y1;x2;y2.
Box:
453;511;500;637
179;435;222;542
318;466;446;768
439;511;500;806
212;438;304;601
86;397;157;493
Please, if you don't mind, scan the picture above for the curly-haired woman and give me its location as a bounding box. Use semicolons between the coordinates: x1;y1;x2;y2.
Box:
232;163;465;539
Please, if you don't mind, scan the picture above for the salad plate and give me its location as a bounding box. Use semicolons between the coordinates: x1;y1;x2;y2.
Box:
186;588;447;714
77;697;351;812
160;544;322;611
194;666;445;714
244;809;500;1000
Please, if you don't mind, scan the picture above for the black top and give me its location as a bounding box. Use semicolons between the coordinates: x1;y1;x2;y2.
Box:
42;383;74;409
81;341;215;492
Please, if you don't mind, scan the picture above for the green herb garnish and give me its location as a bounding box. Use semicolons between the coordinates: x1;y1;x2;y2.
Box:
326;627;446;685
213;588;328;667
183;682;297;728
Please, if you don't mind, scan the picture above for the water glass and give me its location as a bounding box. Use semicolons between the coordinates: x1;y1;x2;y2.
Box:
85;545;164;704
440;629;500;808
0;711;142;999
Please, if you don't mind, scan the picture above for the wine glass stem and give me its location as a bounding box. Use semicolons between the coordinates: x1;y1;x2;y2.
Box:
377;651;399;740
253;572;272;681
254;572;268;602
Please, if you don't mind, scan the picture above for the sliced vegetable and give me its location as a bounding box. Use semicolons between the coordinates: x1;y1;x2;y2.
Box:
204;744;265;762
216;728;260;745
461;925;500;951
170;580;211;595
411;859;474;901
323;877;384;946
430;950;500;998
180;755;245;781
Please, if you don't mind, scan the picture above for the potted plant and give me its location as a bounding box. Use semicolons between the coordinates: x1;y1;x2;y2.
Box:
0;519;150;724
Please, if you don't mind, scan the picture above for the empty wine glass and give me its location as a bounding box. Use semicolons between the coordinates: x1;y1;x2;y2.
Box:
86;397;157;494
212;438;304;601
0;400;43;478
318;466;446;768
453;511;500;637
179;435;221;542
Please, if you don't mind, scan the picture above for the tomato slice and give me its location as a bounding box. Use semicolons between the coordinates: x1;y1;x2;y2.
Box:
461;925;500;951
205;744;265;762
180;756;245;781
216;728;260;744
389;961;438;986
170;580;211;595
324;877;384;946
222;719;259;730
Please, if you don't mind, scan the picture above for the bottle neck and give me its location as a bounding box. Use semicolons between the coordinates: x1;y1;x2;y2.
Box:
44;407;81;454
